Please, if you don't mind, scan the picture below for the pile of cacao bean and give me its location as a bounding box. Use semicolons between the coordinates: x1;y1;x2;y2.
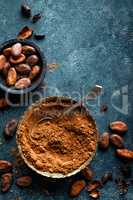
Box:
0;43;41;89
68;120;133;199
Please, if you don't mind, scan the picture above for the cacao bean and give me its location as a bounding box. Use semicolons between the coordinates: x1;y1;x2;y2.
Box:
101;172;113;184
22;45;36;55
69;180;86;197
4;118;18;138
89;190;101;199
21;4;31;18
11;43;22;57
0;55;7;70
82;166;94;181
15;78;31;89
27;55;39;66
109;121;128;134
16;176;32;187
32;13;42;23
3;62;10;76
7;68;17;86
116;149;133;160
0;98;9;109
34;34;45;40
16;64;31;74
1;173;13;192
88;181;102;192
98;132;110;150
29;65;40;80
10;54;26;64
0;160;12;174
110;134;124;148
18;26;33;40
3;47;11;57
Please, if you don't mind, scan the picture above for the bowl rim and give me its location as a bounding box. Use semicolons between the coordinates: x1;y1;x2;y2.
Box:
0;39;47;95
16;96;98;179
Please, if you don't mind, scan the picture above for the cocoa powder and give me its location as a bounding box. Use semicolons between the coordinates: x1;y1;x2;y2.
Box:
17;99;97;175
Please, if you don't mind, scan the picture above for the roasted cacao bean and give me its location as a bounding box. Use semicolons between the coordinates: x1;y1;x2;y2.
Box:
29;65;40;80
16;64;31;74
87;181;102;192
109;121;128;134
89;190;101;199
18;26;33;40
32;13;42;23
116;149;133;160
4;118;18;138
0;160;12;174
82;166;94;181
1;173;13;192
22;45;36;55
0;55;7;70
3;62;10;76
27;55;39;66
15;78;31;89
3;47;11;57
101;172;113;184
10;54;26;64
98;132;110;150
69;180;86;197
16;176;32;187
110;134;124;148
21;4;31;18
11;43;22;57
7;68;17;86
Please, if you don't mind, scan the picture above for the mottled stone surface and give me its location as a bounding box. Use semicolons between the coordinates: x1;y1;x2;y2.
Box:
0;0;133;199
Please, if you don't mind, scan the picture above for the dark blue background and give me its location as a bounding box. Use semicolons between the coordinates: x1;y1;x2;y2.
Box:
0;0;133;199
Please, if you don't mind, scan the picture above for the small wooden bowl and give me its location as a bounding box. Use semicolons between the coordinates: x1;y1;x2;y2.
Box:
16;96;98;179
0;39;47;95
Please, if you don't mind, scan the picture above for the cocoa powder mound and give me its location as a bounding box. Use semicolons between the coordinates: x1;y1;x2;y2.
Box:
17;99;97;175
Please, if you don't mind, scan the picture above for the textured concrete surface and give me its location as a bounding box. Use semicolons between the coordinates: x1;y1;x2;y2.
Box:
0;0;133;199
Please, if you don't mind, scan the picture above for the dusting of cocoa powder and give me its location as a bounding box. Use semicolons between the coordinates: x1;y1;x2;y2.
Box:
17;98;97;175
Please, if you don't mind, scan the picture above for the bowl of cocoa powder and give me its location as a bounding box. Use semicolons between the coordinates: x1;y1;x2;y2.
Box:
0;39;47;94
16;96;98;178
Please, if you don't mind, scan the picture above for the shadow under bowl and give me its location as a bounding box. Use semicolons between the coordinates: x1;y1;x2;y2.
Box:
0;39;47;95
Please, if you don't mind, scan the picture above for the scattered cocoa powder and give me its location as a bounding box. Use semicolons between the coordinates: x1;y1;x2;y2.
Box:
17;99;97;175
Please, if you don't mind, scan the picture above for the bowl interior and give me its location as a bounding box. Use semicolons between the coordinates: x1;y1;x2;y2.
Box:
17;96;98;179
0;39;47;95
